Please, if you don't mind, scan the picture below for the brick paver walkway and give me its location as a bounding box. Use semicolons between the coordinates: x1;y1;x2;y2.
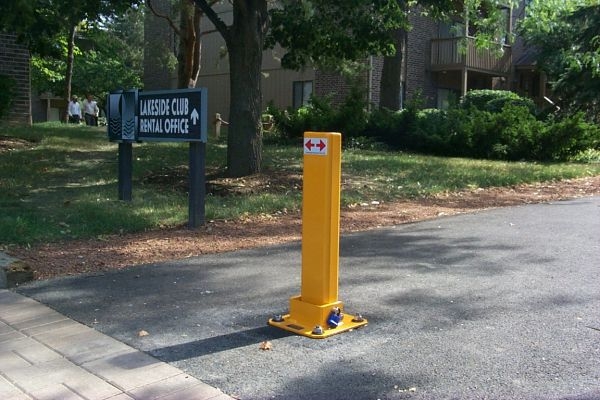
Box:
0;290;232;400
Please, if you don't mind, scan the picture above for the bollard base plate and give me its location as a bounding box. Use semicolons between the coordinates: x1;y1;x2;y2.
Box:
268;295;367;339
268;313;368;339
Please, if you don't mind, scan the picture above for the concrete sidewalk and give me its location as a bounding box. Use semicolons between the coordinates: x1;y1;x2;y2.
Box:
0;290;233;400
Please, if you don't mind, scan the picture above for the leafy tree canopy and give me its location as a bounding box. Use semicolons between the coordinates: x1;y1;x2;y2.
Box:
267;0;516;72
0;0;142;57
32;8;144;102
266;0;407;70
518;0;600;119
1;0;142;118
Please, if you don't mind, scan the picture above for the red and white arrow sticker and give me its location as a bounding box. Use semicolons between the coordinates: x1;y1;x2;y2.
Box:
304;138;328;155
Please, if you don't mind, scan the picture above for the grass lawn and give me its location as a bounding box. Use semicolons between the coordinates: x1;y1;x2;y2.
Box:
1;122;599;246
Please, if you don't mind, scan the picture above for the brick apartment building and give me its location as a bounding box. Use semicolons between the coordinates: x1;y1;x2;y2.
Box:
0;33;31;126
144;1;544;122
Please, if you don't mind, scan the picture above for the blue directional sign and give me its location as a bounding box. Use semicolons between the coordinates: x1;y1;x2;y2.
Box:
137;88;207;143
106;87;208;227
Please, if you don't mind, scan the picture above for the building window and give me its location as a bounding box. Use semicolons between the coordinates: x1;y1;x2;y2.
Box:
437;88;459;110
439;22;464;38
293;80;313;109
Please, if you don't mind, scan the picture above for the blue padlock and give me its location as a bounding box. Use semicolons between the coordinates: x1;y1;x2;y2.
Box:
327;307;343;329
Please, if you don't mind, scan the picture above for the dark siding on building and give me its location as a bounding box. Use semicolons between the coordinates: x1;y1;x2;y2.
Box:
405;12;438;108
143;0;178;90
369;57;384;108
314;63;370;108
0;33;31;126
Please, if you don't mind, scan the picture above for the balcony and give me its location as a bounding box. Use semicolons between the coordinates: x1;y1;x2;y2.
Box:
430;37;512;75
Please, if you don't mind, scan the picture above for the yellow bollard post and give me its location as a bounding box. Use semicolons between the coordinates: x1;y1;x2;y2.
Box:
268;132;367;338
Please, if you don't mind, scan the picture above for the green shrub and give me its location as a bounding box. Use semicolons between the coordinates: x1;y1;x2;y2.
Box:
462;89;530;111
333;87;368;138
569;148;600;163
344;136;387;151
268;88;368;140
363;108;410;148
444;106;597;161
444;105;543;160
262;117;291;145
485;96;536;114
301;95;337;132
450;107;497;158
399;108;451;155
537;113;600;161
269;90;598;162
0;74;16;119
489;104;544;160
267;102;324;140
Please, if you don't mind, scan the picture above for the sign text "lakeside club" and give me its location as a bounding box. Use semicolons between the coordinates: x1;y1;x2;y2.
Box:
139;97;191;134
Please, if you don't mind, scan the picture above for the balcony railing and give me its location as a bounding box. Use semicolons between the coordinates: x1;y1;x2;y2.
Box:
430;37;512;75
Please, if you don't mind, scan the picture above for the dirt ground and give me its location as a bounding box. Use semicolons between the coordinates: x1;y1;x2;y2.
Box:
5;175;599;281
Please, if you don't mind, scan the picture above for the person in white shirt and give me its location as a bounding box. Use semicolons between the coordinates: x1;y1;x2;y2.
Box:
82;94;100;126
68;95;82;124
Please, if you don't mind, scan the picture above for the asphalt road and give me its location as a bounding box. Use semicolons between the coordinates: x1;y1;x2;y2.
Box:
18;197;600;400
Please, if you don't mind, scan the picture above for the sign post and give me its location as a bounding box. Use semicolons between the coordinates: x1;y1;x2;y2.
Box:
268;132;367;338
117;143;133;201
107;88;208;227
188;141;206;227
107;89;137;201
135;88;208;228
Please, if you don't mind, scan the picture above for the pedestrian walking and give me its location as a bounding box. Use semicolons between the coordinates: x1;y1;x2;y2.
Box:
68;95;82;124
82;93;100;126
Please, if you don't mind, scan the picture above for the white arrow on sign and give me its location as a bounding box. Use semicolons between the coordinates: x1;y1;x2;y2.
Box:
190;108;199;125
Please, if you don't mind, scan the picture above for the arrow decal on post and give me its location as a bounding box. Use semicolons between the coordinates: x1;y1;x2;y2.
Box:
304;138;328;155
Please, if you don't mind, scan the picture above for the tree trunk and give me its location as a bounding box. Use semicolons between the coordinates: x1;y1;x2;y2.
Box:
379;27;407;110
190;6;202;87
225;0;268;177
177;1;202;88
64;24;77;122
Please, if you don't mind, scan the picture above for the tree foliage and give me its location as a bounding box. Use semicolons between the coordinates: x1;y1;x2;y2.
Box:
519;0;600;120
267;0;515;73
32;8;144;104
267;0;406;70
376;0;516;110
156;0;518;175
191;0;412;176
0;0;142;119
1;1;137;53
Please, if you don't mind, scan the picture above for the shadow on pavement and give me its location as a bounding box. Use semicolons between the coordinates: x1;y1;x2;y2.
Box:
151;325;293;362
